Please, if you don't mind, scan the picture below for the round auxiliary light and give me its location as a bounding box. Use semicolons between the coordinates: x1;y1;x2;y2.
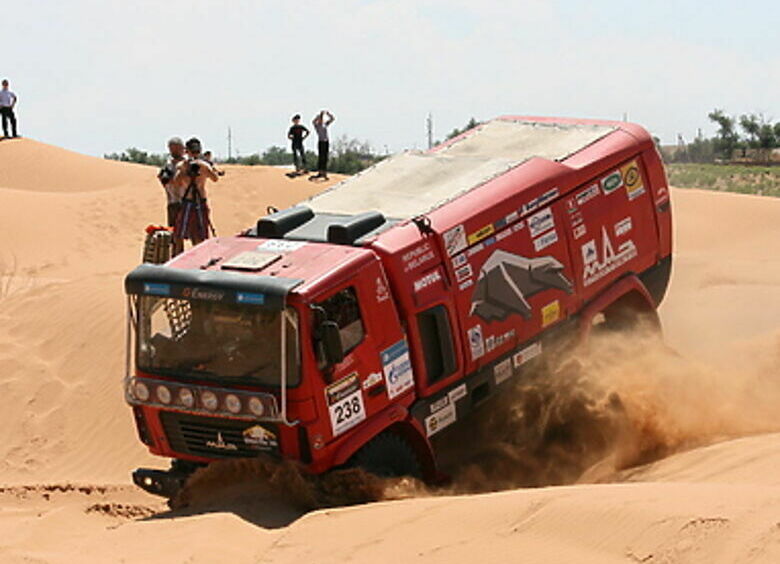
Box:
178;388;195;409
225;394;241;414
156;385;172;405
134;381;150;402
248;396;265;417
201;390;218;411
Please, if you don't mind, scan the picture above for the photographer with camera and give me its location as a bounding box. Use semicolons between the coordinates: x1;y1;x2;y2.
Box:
171;137;219;248
157;137;186;255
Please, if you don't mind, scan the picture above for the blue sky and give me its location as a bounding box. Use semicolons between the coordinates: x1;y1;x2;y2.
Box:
2;0;778;157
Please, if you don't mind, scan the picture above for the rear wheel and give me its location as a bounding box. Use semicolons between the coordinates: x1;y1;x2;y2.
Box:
350;431;422;479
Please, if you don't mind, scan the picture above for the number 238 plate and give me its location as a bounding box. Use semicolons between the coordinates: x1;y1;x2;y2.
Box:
325;373;366;436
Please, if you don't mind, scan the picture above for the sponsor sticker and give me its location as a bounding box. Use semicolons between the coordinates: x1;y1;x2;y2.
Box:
512;221;526;233
206;431;238;451
614;217;633;237
414;270;443;293
575;184;601;206
257;240;307;253
236;292;265;305
444;225;468;256
528;208;555;238
458;279;474;291
512;342;542;368
582;227;638;287
144;283;170;296
541;300;561;327
182;287;226;301
448;383;467;403
468;224;495;245
242;425;278;450
424;401;457;437
325;373;366;437
467;325;485;360
485;335;496;352
533;230;558;251
573;224;587;240
622;160;645;200
362;372;383;390
496;229;512;242
452;254;467;268
601;170;623;194
494;358;513;385
455;264;473;282
381;340;414;399
521;188;560;215
430;395;450;414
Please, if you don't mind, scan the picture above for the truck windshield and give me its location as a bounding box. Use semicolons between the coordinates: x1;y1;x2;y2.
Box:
134;296;300;386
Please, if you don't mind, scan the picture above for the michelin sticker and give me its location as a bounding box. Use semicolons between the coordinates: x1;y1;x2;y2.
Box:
325;373;366;437
381;340;414;399
444;225;468;256
528;208;555;238
424;401;457;437
582;227;638;287
467;325;485;360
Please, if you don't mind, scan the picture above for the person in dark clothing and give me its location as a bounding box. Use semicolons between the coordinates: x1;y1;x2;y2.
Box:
288;114;309;172
310;110;335;180
0;79;19;139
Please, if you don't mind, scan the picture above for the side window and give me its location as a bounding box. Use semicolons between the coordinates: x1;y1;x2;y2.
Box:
416;305;457;384
318;287;365;354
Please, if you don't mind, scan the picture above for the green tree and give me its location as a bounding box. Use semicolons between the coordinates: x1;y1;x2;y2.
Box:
708;109;740;161
445;117;482;142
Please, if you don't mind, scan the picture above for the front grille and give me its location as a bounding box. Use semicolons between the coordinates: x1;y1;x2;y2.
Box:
160;411;279;459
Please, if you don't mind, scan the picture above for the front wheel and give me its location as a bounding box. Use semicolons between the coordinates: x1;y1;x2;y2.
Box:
349;431;422;479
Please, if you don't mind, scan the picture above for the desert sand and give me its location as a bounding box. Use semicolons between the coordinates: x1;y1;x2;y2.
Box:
1;137;779;563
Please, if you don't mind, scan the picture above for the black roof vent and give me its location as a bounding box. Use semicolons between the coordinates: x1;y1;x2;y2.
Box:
327;211;386;245
257;206;314;238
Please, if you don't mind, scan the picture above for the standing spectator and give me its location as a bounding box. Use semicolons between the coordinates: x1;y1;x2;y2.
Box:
203;151;225;176
310;110;335;180
157;137;186;255
287;114;309;173
0;79;18;139
171;137;219;248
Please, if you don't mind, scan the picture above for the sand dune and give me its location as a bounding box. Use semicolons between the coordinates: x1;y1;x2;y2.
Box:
1;137;780;563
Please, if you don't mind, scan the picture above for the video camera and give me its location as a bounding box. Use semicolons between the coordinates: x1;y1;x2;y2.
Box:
158;164;176;186
187;161;201;177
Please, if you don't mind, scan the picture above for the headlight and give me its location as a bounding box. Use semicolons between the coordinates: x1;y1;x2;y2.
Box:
248;396;265;417
178;388;195;408
225;394;241;414
201;390;218;411
134;381;150;402
156;385;172;404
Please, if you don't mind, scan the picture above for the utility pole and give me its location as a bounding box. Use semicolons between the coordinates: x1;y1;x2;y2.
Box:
227;127;233;161
622;112;628;122
426;113;433;149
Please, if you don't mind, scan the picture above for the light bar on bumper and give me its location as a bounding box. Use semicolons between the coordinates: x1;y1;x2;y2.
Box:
125;376;280;421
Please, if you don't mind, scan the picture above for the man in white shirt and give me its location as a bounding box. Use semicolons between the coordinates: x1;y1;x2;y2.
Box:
0;79;18;139
157;137;186;255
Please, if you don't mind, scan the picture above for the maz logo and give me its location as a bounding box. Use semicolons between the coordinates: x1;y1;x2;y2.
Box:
206;432;238;451
582;226;638;287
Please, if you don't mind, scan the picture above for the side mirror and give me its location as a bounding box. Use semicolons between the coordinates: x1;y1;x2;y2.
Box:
320;321;344;367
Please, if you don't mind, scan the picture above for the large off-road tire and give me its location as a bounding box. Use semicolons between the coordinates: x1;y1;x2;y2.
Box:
350;431;422;479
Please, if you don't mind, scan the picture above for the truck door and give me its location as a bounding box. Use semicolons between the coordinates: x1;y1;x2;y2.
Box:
564;156;659;301
312;260;408;445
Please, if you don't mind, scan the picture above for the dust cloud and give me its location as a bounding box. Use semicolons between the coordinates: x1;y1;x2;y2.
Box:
172;326;780;514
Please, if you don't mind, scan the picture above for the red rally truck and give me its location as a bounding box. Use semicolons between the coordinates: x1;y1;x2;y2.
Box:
124;116;672;496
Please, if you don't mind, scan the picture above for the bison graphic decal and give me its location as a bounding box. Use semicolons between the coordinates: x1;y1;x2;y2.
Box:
470;250;573;322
